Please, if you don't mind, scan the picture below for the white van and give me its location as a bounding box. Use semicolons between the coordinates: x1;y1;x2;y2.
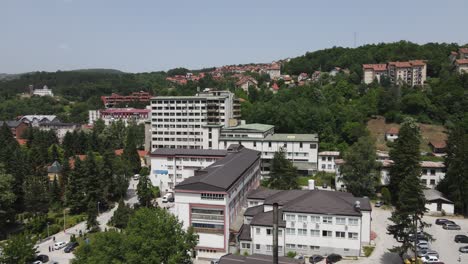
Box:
162;193;174;203
53;241;67;250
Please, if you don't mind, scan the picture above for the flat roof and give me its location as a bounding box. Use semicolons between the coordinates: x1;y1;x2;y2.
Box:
175;145;260;192
219;254;302;264
222;123;274;133
219;133;318;143
151;148;227;157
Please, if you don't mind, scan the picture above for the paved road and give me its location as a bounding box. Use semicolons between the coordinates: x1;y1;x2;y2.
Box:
35;178;139;263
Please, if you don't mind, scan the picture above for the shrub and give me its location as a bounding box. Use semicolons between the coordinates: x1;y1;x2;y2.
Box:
286;251;296;258
381;187;391;205
363;246;375;257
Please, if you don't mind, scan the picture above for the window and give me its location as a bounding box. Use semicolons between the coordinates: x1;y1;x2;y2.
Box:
430;179;436;185
266;229;272;235
285;214;296;221
421;179;427;185
241;243;250;249
430;169;436;175
310;246;320;251
321;164;326;169
297;244;307;249
310;216;320;223
286;228;296;235
201;193;224;200
327;164;332;169
298;215;307;222
299;142;303;148
336;231;345;238
322;216;332;224
268;142;272;148
321;156;326;161
310;229;320;237
322;230;332;237
283;143;287;148
256;228;260;235
348;218;359;226
278;230;283;236
255;244;260;250
310;144;317;149
348;232;358;240
253;141;256;147
266;245;272;251
298;229;307;236
327;157;332;161
286;244;296;249
336;217;346;225
344;248;350;252
167;157;173;161
422;169;428;175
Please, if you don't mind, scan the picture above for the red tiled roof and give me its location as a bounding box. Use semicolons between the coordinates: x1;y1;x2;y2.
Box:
69;155;87;169
455;59;468;65
421;161;445;168
363;64;387;71
451;51;458;55
235;76;258;86
409;60;426;66
138;150;149;158
429;140;446;149
388;61;412;68
386;127;399;135
459;48;468;54
115;149;124;156
271;83;279;91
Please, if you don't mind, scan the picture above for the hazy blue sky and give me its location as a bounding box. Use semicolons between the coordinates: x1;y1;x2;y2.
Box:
1;0;467;73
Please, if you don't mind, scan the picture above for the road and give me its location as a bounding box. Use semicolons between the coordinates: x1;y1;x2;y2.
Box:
35;178;139;263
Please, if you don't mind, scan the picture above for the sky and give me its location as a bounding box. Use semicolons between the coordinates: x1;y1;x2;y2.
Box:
1;0;467;74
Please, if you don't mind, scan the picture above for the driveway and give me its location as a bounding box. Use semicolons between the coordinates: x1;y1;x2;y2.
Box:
35;178;139;263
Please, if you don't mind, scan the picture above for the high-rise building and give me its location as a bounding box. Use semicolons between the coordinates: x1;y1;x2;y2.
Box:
150;90;241;151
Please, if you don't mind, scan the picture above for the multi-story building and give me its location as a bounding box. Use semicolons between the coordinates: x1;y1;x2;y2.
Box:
455;59;468;74
149;148;228;193
19;115;60;127
218;123;318;175
32;85;54;97
264;63;281;79
174;144;261;260
150;90;241;151
101;91;152;108
362;64;387;84
88;108;150;126
0;121;29;139
38;122;80;142
362;60;427;86
459;48;468;59
238;188;371;257
318;151;340;172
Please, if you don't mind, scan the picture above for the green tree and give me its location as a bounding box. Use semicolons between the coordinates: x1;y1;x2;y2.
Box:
381;187;391;205
22;175;49;215
266;148;299;190
340;136;379;196
387;118;427;257
0;165;16;232
65;158;86;213
137;174;153;207
86;200;99;231
109;200;134;229
0;233;37;264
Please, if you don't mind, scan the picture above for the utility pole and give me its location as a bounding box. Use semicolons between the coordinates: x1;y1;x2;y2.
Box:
273;203;279;264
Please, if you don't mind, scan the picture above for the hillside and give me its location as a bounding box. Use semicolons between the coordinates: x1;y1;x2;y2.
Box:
367;116;447;152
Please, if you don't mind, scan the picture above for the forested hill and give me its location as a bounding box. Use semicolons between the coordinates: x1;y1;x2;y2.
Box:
282;41;462;78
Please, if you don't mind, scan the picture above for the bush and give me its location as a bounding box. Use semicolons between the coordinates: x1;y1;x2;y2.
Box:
363;246;375;257
381;187;391;205
286;251;297;258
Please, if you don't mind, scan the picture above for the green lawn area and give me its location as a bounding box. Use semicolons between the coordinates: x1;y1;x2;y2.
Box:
297;172;335;187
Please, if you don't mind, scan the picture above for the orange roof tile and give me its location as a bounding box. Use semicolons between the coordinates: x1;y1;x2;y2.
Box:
386;127;399;135
456;59;468;65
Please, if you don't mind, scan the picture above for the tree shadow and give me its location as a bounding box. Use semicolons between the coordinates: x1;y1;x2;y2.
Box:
380;252;402;264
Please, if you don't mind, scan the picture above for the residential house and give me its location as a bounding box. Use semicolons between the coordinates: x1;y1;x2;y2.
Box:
329;67;341;76
362;64;387;84
174;145;261;260
428;140;447;155
32;85;54;97
270;83;280;94
236;76;258;93
280;75;293;85
455;59;468;74
114;149;149;167
238;188;372;257
387;60;427;86
420;161;445;188
311;71;321;82
0;120;29;139
459;48;468;59
298;73;309;82
318;151;340;172
385;127;399;142
39;122;80;142
264;63;281;79
423;189;454;215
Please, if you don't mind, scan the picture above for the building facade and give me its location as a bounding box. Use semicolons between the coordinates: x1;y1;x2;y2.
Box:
238;188;372;257
88;108;150;126
32;85;54;97
0;121;29;139
362;64;387;84
39;122;80;141
174;145;261;260
150;90;241;151
455;59;468;74
101;91;152;108
149;148;227;193
318;151;340;172
362;60;427;86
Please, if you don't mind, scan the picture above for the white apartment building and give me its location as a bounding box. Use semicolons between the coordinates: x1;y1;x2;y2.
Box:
174;145;261;260
218;123;318;175
318;151;340;172
38;122;80;142
149;148;227;193
150;90;240;151
238;188;372;257
88;108;150;126
32;85;54;97
362;64;387;84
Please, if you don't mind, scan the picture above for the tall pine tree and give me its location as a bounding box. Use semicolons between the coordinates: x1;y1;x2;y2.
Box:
266;148;299;190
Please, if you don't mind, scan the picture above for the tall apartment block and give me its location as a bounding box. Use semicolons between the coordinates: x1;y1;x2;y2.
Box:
362;60;426;86
150;90;241;151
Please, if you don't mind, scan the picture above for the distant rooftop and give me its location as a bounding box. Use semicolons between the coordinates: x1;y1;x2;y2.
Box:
151;148;228;157
223;123;274;133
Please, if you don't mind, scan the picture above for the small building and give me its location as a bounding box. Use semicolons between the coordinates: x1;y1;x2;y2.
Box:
47;161;62;182
329;67;341;76
0;120;29;139
385;127;399;142
459;48;468;59
298;72;309;82
420;161;445;188
32;85;54;97
318;151;340;172
423;189;454;215
428;140;447;155
362;64;387;84
101;91;152;108
235;76;258;93
455;59;468;74
39;122;80;142
264;63;281;79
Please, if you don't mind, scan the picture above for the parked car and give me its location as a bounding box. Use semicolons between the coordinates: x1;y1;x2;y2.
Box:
322;183;328;189
409;232;427;241
64;241;79;253
326;253;342;264
53;241;66;250
162;193;174;203
309;255;324;263
35;255;49;263
421;255;439;263
460;245;468;253
443;223;461;230
455;234;468;243
417;249;439;258
375;201;384;207
435;218;453;225
133;174;140;180
210;260;220;264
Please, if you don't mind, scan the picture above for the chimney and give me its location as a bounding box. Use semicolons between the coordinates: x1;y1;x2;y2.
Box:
354;201;361;212
273;203;279;264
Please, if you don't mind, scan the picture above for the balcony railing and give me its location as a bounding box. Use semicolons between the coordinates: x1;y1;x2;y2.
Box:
192;213;224;222
193;227;224;234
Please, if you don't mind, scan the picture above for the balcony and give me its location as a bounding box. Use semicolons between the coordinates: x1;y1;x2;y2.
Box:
193;227;224;234
192;213;225;222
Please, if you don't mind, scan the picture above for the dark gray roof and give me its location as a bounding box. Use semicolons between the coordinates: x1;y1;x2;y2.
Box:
247;187;281;200
263;190;310;206
220;254;302;264
0;121;24;128
39;122;79;127
424;189;453;204
238;224;251;241
151;148;227;157
47;161;62;173
249;209;286;228
244;205;264;217
175;145;260;192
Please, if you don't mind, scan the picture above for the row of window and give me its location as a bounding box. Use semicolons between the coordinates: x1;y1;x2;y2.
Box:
284;214;359;225
257;227;358;239
155;124;202;128
247;243;352;253
421;179;436;185
321;164;336;169
422;169;437;175
154;138;203;142
166;157;215;162
153;145;202;149
153;131;202;136
153;118;206;122
201;193;224;200
153;112;203;116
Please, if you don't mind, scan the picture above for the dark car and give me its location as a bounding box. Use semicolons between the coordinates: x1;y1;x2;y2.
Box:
460;246;468;253
443;223;461;230
455;235;468;243
326;253;342;264
322;183;328;189
309;255;324;263
375;201;384;207
64;241;79;253
35;255;49;263
435;218;455;225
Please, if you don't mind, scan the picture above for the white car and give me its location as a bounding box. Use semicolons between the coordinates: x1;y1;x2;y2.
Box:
53;241;67;250
420;255;439;263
